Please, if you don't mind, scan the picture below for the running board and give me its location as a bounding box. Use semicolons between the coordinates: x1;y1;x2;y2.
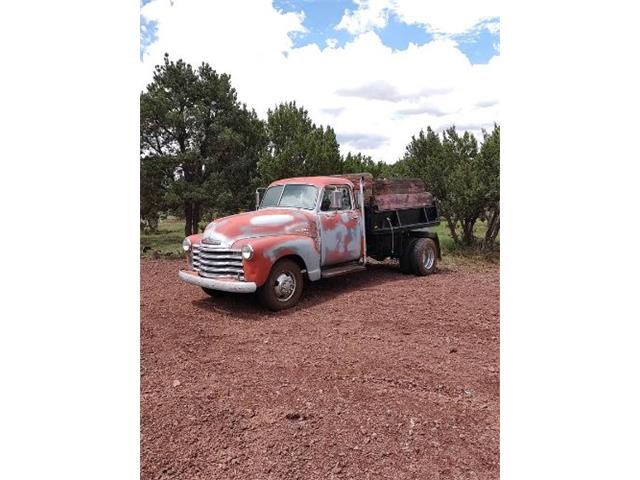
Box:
321;263;367;279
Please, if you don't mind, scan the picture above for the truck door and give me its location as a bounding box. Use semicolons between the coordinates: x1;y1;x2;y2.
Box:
318;185;362;266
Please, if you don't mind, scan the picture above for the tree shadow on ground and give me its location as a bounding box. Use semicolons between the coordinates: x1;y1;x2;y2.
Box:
190;261;455;320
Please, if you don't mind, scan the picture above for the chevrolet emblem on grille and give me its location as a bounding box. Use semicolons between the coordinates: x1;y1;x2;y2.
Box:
202;237;221;245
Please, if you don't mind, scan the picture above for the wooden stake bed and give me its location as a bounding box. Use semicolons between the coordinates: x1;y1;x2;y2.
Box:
333;173;435;212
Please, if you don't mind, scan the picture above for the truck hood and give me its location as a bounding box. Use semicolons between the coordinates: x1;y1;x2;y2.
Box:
201;208;317;247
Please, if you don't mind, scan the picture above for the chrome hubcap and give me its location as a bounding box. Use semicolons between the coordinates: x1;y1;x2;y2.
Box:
422;246;435;270
274;272;296;302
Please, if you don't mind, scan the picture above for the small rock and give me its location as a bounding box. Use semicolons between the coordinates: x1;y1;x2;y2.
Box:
172;379;181;387
449;347;458;353
285;411;301;420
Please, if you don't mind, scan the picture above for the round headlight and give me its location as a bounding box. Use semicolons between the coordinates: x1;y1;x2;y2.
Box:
241;244;254;260
182;238;192;252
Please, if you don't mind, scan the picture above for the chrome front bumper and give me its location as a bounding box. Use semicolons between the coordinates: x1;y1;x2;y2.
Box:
178;270;257;293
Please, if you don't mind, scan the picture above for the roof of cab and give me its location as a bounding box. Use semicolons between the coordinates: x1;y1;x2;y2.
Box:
269;176;354;188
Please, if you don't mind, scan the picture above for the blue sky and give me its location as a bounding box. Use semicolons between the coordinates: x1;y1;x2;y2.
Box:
140;0;500;162
271;0;499;63
140;0;158;59
141;1;499;64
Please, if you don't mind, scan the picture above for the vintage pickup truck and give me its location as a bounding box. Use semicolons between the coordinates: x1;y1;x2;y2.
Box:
179;173;440;310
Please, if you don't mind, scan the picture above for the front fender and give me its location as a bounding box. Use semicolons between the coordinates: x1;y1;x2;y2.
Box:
233;235;321;286
186;233;203;245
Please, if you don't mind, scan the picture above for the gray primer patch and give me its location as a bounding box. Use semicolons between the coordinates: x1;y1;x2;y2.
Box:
265;238;322;281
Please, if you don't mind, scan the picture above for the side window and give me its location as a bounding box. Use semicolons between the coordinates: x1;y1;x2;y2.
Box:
321;186;353;211
320;187;334;211
340;187;352;210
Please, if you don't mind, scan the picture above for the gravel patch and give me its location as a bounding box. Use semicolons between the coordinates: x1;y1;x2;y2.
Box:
141;259;499;479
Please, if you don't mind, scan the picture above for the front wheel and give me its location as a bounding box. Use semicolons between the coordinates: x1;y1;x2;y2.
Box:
409;238;438;276
258;259;304;311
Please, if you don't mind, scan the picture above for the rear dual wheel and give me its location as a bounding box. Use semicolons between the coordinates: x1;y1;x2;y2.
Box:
399;238;418;273
400;238;438;276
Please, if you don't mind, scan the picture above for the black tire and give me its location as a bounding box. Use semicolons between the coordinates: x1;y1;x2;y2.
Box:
201;287;217;297
258;259;304;311
409;238;438;276
399;238;418;274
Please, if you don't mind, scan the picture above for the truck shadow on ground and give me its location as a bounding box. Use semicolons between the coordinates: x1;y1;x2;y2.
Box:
191;262;453;320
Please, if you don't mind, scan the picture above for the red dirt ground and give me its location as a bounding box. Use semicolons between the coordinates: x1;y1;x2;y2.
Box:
141;259;499;480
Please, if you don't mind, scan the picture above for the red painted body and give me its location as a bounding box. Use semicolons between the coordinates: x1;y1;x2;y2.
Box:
318;209;362;265
182;176;362;288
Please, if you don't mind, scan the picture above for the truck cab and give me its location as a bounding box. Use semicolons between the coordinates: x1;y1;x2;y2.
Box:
179;174;440;310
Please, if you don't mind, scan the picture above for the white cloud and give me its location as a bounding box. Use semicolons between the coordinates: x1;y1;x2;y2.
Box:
392;0;500;36
485;19;500;34
140;0;500;163
336;0;501;37
336;0;390;35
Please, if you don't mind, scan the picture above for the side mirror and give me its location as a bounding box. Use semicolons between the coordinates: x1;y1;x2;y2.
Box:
255;187;265;210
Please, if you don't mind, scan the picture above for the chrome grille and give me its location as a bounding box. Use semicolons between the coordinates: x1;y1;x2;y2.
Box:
192;244;244;279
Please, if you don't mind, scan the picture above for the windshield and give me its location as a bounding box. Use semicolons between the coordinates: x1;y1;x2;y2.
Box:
260;184;318;210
